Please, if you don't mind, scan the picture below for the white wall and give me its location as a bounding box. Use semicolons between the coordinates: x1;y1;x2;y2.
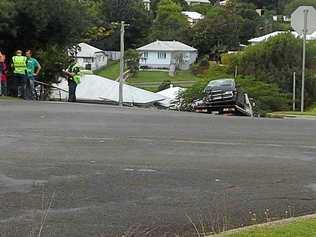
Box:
105;51;121;61
76;53;108;71
94;52;108;70
139;50;197;70
139;51;172;69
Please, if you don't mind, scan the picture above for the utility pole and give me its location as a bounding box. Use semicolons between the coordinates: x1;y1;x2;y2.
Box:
301;9;308;112
119;21;125;107
293;72;296;111
234;65;238;79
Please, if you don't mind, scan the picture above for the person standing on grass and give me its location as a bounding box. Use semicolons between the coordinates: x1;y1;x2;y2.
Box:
25;49;41;100
0;53;8;96
11;50;28;98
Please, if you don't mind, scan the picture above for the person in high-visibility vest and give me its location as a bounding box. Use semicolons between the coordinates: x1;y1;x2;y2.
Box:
63;61;81;102
11;50;28;98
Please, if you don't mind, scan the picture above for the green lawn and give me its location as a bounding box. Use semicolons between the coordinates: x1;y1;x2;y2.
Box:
0;96;20;100
128;70;200;91
95;61;120;80
271;103;316;117
95;61;201;91
220;218;316;237
129;70;200;83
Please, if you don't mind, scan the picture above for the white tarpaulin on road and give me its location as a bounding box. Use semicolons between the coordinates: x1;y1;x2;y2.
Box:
50;74;166;104
156;86;186;108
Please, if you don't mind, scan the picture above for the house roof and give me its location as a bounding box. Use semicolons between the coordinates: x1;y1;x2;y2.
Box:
76;43;105;58
219;0;227;6
248;31;316;44
182;11;204;20
185;0;210;4
137;40;197;52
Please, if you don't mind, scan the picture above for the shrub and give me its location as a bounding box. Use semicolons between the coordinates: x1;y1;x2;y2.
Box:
158;79;172;91
178;69;291;115
192;55;210;76
236;76;290;115
226;32;316;108
125;49;141;76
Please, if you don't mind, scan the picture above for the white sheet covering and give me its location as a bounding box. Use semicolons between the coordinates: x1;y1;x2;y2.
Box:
50;75;166;104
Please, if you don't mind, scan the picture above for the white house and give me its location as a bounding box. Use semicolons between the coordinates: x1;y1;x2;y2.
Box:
219;0;227;6
143;0;150;11
248;31;316;45
75;43;108;71
137;40;198;70
182;11;204;25
185;0;210;5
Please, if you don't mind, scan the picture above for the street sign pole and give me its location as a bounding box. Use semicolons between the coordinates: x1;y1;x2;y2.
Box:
293;72;296;111
291;6;316;112
301;9;308;112
119;21;125;107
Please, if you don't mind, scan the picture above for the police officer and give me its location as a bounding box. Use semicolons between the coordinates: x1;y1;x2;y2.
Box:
63;61;81;102
12;50;28;98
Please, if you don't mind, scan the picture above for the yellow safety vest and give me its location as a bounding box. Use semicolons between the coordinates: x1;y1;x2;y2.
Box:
12;56;27;75
67;64;81;84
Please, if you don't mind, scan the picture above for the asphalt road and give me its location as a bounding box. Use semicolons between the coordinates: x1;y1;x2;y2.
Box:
0;101;316;236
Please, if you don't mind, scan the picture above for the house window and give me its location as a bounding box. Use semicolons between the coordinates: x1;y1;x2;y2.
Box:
83;58;93;63
158;52;166;59
143;51;148;59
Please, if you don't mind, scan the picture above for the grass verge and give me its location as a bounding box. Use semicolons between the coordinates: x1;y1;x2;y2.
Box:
269;104;316;117
0;96;20;100
95;62;201;91
214;216;316;237
95;61;120;80
129;70;200;83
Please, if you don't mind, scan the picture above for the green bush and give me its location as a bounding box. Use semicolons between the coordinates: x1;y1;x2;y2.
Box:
125;49;141;76
158;79;172;91
192;55;210;76
236;76;290;115
226;32;316;109
178;66;291;115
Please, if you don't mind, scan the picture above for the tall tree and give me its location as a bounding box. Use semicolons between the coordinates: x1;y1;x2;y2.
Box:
95;0;152;50
149;0;190;42
283;0;316;15
226;1;263;43
190;10;242;56
0;0;91;84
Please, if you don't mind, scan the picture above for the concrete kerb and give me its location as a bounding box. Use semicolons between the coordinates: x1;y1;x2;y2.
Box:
267;113;316;120
210;213;316;237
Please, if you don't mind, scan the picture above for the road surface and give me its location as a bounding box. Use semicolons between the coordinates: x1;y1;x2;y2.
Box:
0;101;316;236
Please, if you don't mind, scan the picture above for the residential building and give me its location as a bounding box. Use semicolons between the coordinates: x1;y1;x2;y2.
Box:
137;40;198;70
248;31;316;45
182;11;204;25
185;0;210;5
75;43;108;71
143;0;151;11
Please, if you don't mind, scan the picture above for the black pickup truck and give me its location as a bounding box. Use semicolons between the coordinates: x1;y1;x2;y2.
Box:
193;79;253;116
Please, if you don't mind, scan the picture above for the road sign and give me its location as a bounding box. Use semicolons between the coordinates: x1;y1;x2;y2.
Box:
291;6;316;112
291;6;316;35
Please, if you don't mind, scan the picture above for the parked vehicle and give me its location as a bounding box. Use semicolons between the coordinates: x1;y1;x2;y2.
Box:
193;79;253;116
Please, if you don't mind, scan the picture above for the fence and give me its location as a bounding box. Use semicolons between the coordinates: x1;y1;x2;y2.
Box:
105;51;121;61
34;80;68;101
